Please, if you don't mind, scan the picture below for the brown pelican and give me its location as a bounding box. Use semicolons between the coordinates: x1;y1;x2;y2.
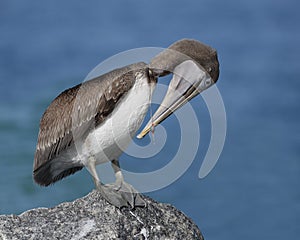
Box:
33;39;219;208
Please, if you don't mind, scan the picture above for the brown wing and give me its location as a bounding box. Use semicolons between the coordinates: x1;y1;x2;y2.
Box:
33;62;147;185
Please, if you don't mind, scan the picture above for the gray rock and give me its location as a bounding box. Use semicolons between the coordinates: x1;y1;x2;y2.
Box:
0;190;204;240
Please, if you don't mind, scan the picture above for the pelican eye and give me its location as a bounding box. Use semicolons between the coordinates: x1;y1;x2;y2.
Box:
205;79;211;86
208;67;212;72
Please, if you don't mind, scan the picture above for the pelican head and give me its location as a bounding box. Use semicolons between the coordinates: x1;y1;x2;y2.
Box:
137;39;220;138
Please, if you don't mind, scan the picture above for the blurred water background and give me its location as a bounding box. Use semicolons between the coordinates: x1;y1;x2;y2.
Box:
0;0;299;239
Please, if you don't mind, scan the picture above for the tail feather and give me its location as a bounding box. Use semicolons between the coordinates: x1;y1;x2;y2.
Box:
33;158;83;186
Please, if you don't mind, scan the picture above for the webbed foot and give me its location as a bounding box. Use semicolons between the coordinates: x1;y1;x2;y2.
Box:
97;181;146;209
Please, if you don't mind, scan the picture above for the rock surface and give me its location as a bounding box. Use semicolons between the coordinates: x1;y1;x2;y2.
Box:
0;190;204;240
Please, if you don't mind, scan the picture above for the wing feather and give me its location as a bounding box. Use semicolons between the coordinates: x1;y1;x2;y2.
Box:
33;62;147;184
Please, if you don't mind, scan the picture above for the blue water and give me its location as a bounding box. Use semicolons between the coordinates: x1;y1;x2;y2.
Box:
0;0;299;239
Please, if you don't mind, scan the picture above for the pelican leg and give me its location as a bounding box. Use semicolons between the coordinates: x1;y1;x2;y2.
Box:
108;159;146;208
110;159;124;191
86;157;128;208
